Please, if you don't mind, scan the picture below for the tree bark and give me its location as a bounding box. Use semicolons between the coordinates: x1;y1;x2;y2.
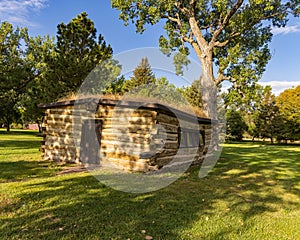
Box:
6;122;10;132
189;16;220;151
189;17;217;119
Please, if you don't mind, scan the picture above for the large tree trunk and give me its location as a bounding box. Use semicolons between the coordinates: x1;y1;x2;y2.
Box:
200;70;219;151
200;70;218;120
36;119;43;133
6;121;10;132
270;136;274;145
189;17;217;119
189;16;226;154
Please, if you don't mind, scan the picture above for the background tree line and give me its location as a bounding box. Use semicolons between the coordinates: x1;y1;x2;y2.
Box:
224;84;300;144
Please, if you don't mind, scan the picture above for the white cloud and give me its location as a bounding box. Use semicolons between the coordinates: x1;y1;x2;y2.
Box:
260;81;300;95
0;0;48;27
272;25;300;35
220;80;300;96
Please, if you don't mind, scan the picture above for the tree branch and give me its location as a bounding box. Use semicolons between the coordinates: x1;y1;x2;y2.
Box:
214;32;241;47
210;0;244;48
174;2;191;16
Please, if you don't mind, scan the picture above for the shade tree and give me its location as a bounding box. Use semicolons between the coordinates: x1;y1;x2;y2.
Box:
0;22;52;131
112;0;300;118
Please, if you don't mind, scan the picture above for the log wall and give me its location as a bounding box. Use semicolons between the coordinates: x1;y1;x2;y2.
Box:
40;99;213;172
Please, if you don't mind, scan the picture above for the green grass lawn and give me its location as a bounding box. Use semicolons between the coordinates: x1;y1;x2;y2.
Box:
1;130;300;239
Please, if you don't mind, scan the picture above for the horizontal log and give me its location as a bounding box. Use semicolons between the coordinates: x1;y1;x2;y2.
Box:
156;112;202;129
179;121;200;129
154;154;197;167
102;131;151;138
45;137;76;146
45;121;73;128
44;140;78;148
153;132;178;141
45;134;77;144
46;114;79;123
101;134;151;144
44;131;75;138
102;126;153;135
44;149;78;159
105;151;139;161
100;145;145;156
96;109;157;118
44;149;77;158
100;157;149;172
102;116;154;125
47;109;73;115
155;122;178;133
100;140;151;151
156;113;178;125
163;141;179;149
43;155;78;163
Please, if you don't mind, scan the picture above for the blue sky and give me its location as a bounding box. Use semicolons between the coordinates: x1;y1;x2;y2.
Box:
1;0;300;94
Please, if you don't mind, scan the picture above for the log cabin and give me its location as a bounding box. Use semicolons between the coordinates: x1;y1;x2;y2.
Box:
39;98;213;172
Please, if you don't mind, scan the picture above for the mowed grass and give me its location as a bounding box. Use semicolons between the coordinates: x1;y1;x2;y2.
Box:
0;130;300;239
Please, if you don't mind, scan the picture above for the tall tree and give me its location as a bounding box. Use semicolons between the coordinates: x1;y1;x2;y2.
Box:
225;109;247;141
0;22;50;131
253;86;281;144
179;79;202;109
112;0;299;118
46;12;113;100
123;57;156;92
276;85;300;142
21;35;55;131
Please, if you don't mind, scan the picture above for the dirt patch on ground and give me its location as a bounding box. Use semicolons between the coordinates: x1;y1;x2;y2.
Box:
57;165;88;175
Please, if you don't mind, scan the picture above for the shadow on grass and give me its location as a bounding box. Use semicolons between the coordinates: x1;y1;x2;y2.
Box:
0;129;39;136
1;142;300;239
0;160;58;182
1;172;224;239
0;139;41;150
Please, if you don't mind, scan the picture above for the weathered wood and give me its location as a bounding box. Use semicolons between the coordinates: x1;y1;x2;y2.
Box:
156;113;178;125
162;140;179;149
101;157;149;172
100;147;144;157
100;140;151;151
102;131;151;139
46;114;81;123
101;134;151;144
40;97;212;171
156;122;178;133
153;132;178;141
105;152;139;161
96;108;157;118
44;137;76;146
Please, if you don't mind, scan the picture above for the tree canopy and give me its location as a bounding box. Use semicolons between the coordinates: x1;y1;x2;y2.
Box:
46;12;113;100
122;57;156;92
112;0;300;117
276;85;300;142
252;86;282;144
0;21;52;131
